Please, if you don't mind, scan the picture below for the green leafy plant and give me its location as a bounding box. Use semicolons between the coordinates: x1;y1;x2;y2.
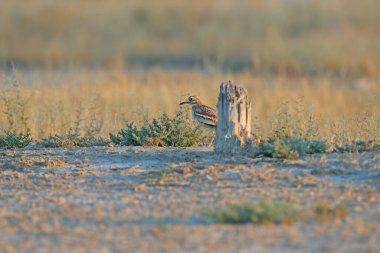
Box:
0;132;31;149
203;200;300;225
110;109;208;147
257;137;327;159
204;199;351;225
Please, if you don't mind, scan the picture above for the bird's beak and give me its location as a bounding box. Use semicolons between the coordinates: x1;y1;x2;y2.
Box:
179;101;189;105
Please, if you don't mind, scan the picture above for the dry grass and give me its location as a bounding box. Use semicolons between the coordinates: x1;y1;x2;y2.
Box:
0;0;380;77
0;69;379;145
0;0;379;146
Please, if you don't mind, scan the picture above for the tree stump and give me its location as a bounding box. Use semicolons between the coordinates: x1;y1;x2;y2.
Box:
214;80;252;153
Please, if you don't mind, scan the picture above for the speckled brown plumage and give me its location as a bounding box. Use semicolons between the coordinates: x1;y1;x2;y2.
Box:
179;96;217;128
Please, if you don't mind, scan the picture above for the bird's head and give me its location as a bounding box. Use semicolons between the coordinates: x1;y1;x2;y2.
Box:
179;95;202;106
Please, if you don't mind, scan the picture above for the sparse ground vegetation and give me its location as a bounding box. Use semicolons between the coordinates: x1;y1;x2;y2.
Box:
203;200;300;224
257;137;327;159
314;200;351;221
40;130;110;148
203;199;350;225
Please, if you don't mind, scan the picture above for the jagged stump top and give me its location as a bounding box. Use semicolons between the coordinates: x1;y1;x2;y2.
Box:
214;80;252;153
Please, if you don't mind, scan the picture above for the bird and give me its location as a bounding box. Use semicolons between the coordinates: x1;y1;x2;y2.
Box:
179;95;217;128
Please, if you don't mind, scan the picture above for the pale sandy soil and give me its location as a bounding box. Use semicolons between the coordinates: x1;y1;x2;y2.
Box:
0;146;379;253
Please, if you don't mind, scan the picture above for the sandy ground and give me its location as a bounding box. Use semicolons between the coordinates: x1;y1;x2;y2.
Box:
0;146;379;253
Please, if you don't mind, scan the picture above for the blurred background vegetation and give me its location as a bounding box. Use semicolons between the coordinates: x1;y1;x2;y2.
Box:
0;0;379;145
1;0;380;76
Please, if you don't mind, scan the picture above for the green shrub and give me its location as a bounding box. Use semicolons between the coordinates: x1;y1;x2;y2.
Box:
257;137;327;159
0;132;31;149
203;200;300;225
110;109;207;147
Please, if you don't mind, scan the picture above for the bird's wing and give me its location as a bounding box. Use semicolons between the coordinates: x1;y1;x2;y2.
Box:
193;105;218;126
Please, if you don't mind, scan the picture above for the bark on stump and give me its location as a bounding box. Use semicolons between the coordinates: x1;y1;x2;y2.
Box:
214;81;252;153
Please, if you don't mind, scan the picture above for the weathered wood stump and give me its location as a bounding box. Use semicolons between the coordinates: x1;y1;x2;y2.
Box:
214;80;252;153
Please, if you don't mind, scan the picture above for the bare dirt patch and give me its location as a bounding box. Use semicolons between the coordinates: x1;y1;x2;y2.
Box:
0;146;379;253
